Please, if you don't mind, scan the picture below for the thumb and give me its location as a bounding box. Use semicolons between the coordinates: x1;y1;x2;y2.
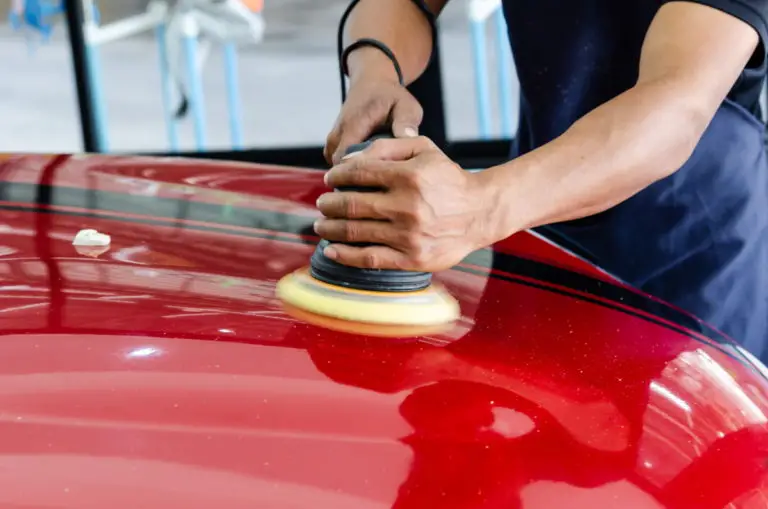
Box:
390;95;423;139
333;121;377;164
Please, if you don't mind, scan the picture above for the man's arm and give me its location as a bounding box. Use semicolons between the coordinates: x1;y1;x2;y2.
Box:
344;0;449;86
482;1;763;236
314;0;767;271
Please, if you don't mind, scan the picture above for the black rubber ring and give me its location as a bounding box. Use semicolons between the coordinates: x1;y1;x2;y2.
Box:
310;240;432;292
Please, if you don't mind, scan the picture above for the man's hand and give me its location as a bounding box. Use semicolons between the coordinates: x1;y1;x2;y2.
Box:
324;72;423;165
325;0;450;164
314;137;506;271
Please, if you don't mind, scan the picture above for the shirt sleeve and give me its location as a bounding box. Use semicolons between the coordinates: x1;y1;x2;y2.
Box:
666;0;768;63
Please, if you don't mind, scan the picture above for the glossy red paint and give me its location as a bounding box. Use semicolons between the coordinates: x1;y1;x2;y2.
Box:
0;153;767;508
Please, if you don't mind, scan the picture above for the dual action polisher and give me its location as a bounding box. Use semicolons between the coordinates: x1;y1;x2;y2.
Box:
276;134;460;334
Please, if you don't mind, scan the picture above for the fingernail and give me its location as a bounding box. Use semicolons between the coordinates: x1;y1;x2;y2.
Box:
342;150;362;160
313;219;322;232
323;245;337;260
323;172;329;185
404;127;418;137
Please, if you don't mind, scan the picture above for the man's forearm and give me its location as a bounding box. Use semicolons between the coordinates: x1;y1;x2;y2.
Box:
481;79;709;238
344;0;448;85
479;2;758;241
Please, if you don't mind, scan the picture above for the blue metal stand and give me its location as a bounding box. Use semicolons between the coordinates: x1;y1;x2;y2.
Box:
182;20;207;150
223;42;243;149
156;23;180;152
58;0;256;152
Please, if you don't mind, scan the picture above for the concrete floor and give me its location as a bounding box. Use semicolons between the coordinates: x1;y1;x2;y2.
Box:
0;0;519;153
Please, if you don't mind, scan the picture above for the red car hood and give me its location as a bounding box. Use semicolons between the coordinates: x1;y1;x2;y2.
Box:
0;153;767;508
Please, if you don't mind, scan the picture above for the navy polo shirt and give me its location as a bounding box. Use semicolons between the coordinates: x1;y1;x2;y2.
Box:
498;0;768;359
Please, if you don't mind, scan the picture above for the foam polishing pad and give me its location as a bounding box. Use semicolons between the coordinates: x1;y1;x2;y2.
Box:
281;302;456;338
276;266;460;328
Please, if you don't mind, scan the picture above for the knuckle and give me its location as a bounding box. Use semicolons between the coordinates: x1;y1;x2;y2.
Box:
342;221;360;241
338;159;360;179
325;132;339;154
347;157;363;172
403;96;424;117
413;103;425;122
398;202;419;224
399;168;422;188
327;116;342;136
401;231;421;251
369;138;387;152
348;164;370;185
338;122;367;143
364;95;394;117
336;114;353;133
415;135;434;149
394;91;420;110
344;196;359;217
415;201;433;224
355;165;384;186
410;255;426;271
362;251;380;269
410;245;431;269
367;138;389;157
411;202;432;227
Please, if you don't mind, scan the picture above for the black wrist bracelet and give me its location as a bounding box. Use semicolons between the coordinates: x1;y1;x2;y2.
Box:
340;38;405;87
336;0;438;103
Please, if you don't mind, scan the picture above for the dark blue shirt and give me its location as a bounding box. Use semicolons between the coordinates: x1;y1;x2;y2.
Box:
499;0;768;359
501;0;768;154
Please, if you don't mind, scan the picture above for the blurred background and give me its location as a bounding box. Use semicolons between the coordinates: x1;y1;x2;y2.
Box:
0;0;520;154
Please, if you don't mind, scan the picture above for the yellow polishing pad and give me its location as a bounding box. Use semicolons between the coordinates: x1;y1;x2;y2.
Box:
276;267;460;327
281;302;456;338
